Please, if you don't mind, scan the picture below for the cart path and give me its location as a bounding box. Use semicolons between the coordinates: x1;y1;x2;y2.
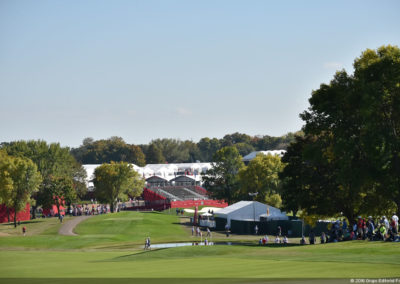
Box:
58;216;92;236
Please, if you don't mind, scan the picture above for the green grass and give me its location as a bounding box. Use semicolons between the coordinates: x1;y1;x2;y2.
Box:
0;211;399;279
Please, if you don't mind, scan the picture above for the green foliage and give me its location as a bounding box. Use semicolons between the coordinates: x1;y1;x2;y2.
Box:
93;162;144;212
281;45;400;220
1;140;87;209
0;154;42;226
144;143;166;164
202;146;244;204
71;137;146;166
149;138;191;163
264;192;282;209
0;150;13;205
41;175;76;217
238;153;284;203
197;137;221;162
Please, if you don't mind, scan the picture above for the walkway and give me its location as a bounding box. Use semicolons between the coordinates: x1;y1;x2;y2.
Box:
58;216;92;236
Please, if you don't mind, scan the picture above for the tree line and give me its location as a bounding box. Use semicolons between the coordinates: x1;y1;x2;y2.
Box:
71;132;300;166
0;141;87;226
0;141;145;223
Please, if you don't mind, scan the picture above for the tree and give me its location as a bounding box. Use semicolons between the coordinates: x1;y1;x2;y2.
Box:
202;147;244;204
233;142;255;157
1;140;87;217
221;132;252;147
93;162;144;212
280;45;400;221
0;151;14;221
197;137;221;162
238;153;284;206
353;45;400;215
145;144;165;164
0;155;42;227
150;139;190;163
41;175;76;220
71;137;146;166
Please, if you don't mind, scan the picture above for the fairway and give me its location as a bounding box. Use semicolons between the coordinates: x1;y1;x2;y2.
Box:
0;211;399;280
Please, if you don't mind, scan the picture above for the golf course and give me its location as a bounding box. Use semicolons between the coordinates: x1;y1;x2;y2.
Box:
0;211;399;283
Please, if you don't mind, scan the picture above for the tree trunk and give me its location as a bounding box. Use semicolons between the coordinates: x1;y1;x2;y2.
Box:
110;203;114;213
14;209;17;228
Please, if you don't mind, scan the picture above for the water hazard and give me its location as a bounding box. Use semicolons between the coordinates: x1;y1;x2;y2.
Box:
147;242;249;249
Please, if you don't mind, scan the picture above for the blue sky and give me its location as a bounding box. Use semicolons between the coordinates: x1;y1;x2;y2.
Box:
1;0;399;147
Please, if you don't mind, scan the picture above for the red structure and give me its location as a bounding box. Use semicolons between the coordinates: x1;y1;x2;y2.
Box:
0;203;30;224
135;187;228;211
42;204;65;217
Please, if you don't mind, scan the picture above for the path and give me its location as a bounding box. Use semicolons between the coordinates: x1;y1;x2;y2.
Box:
58;216;92;236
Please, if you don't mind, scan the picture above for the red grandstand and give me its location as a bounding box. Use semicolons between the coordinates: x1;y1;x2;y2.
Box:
133;186;227;210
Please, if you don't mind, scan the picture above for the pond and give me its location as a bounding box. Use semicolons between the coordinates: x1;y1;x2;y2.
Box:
148;242;251;249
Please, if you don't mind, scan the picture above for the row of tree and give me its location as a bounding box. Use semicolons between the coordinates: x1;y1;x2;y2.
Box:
0;140;146;224
71;132;300;165
0;141;87;226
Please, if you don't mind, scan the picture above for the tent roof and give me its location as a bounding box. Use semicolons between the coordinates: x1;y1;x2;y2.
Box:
242;150;286;162
216;201;288;222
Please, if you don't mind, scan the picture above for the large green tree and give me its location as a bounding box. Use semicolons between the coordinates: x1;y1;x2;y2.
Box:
353;46;400;215
238;153;284;207
93;162;144;212
202;147;244;204
0;154;42;227
41;175;76;220
281;45;400;221
1;140;87;217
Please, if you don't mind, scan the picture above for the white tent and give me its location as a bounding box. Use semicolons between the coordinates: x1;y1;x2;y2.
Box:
215;201;288;226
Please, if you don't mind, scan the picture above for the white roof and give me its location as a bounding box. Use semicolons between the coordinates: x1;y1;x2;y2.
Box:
83;162;212;184
216;201;288;225
242;150;286;162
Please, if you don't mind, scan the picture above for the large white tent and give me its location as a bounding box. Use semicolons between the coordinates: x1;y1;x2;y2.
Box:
215;201;288;226
82;162;213;185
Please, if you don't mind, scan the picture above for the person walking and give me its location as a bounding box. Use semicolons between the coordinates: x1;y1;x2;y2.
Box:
22;226;26;236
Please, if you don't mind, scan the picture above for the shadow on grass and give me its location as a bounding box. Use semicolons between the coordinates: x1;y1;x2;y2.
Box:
0;220;45;227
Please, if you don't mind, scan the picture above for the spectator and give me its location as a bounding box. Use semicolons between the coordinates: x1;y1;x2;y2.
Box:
320;232;326;244
342;219;348;232
309;230;316;244
283;236;289;244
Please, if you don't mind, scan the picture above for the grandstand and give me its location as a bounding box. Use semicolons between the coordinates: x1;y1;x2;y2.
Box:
82;163;227;210
149;186;207;201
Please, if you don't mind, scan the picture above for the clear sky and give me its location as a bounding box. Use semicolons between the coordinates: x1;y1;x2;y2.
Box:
1;0;399;147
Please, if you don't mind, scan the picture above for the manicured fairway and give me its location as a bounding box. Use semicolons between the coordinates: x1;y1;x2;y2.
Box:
0;211;399;279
